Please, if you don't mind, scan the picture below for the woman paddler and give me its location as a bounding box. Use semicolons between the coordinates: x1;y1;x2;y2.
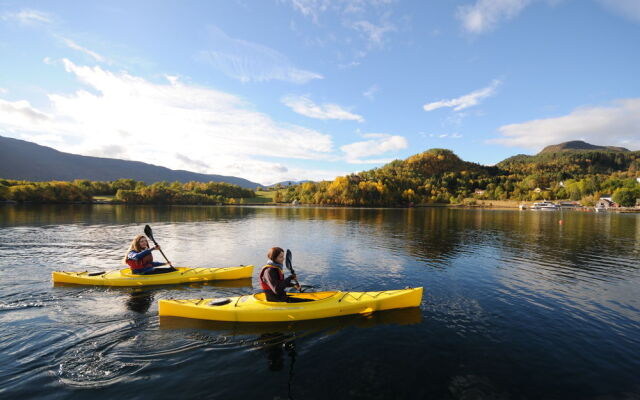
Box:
124;235;176;275
259;247;310;303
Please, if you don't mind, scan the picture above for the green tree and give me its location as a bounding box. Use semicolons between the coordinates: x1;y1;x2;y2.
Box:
0;183;8;200
612;187;640;207
112;179;138;191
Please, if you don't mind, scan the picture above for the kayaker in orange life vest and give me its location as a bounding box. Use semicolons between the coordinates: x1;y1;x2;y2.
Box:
124;235;176;275
259;247;310;303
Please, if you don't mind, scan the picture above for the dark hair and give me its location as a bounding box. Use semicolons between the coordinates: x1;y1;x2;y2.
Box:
267;247;284;262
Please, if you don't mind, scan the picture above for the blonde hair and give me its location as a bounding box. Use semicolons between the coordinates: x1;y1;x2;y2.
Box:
123;235;149;264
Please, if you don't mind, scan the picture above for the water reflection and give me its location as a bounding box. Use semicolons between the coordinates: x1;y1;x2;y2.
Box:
1;205;639;398
125;289;154;314
257;333;297;399
257;333;296;372
0;204;261;226
160;308;421;399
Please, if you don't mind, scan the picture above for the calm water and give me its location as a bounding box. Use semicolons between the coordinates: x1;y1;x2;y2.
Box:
1;205;639;399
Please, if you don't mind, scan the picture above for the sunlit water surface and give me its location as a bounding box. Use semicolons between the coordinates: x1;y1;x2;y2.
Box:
1;205;639;399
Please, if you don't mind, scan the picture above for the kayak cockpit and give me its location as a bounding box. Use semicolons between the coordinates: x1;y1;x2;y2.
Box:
119;267;187;277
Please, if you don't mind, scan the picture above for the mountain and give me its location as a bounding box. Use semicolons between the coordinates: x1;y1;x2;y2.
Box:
538;140;629;154
0;136;261;188
363;148;496;181
267;180;312;188
497;141;638;176
359;144;635;182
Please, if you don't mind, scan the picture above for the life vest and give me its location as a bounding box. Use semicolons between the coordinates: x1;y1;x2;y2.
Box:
259;264;284;293
126;252;154;271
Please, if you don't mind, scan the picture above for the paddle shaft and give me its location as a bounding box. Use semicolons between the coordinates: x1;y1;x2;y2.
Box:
285;249;301;290
144;225;171;264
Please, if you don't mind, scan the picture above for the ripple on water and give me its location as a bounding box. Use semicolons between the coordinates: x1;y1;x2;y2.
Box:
56;343;146;388
0;301;47;311
52;320;149;388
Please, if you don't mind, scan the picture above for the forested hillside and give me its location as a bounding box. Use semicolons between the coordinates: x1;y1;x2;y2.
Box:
0;179;255;204
276;146;640;206
2;138;639;207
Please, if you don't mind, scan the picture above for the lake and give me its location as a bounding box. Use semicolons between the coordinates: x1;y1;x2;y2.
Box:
1;205;639;399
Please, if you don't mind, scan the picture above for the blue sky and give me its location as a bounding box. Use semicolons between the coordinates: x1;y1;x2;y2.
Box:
1;0;639;185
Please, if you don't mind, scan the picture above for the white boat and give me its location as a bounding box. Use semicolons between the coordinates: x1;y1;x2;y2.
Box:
530;201;559;210
594;205;607;212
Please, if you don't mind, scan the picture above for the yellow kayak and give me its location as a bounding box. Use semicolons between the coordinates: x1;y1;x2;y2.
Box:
52;265;254;286
158;287;423;322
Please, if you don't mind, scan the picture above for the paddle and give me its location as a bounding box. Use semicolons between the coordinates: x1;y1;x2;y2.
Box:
285;249;299;289
285;249;317;292
143;225;171;266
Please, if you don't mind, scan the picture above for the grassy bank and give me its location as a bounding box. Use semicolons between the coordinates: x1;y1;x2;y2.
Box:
233;190;276;204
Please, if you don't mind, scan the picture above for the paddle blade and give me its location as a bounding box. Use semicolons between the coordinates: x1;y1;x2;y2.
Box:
285;249;293;272
144;225;156;244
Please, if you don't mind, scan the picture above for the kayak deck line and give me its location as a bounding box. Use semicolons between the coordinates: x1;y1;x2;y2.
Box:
337;290;405;302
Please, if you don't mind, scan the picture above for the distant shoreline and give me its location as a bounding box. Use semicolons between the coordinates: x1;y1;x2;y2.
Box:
2;199;639;212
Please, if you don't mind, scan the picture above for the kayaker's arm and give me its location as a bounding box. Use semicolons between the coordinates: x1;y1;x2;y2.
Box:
283;274;296;288
128;249;153;260
266;268;295;295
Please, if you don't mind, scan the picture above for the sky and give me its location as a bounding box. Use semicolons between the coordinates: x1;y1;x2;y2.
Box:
0;0;639;185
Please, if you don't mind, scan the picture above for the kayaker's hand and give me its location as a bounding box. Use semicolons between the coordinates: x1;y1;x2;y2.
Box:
294;283;301;291
291;273;297;280
153;245;160;251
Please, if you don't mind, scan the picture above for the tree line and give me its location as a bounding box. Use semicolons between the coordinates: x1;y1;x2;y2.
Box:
2;148;638;207
0;179;255;204
273;149;640;207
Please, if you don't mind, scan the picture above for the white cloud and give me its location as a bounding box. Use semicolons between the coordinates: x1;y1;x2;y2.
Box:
199;26;322;84
282;95;364;122
283;0;398;62
266;165;347;183
0;59;335;184
2;9;53;25
363;85;379;100
284;0;398;21
338;60;362;69
340;134;408;163
597;0;640;22
424;133;463;139
456;0;531;34
0;98;49;123
285;0;331;23
490;99;640;150
59;37;107;63
423;80;501;112
350;19;396;47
